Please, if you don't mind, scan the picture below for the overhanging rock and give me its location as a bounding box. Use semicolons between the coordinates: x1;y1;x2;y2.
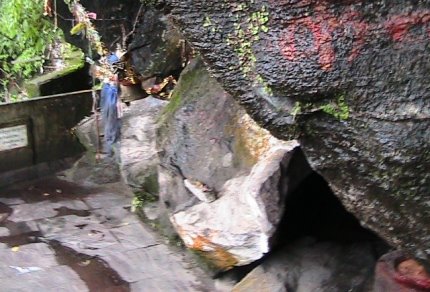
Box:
167;0;430;260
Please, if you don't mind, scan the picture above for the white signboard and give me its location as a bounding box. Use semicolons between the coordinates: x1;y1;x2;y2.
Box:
0;125;28;151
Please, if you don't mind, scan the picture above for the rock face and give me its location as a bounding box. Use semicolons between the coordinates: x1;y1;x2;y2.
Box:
128;8;186;79
157;58;310;269
69;117;122;186
167;0;430;260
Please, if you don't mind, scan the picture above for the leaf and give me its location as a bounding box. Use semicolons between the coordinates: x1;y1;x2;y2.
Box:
0;0;58;92
70;23;86;35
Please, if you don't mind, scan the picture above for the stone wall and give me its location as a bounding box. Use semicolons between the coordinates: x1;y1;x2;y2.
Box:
0;91;92;187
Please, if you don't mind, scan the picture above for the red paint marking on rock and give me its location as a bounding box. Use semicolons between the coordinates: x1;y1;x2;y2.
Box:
279;15;335;71
394;259;430;291
271;1;430;70
385;11;430;42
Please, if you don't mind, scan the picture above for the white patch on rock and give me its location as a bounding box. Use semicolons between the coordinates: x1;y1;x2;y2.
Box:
222;153;233;167
184;179;216;202
143;202;160;221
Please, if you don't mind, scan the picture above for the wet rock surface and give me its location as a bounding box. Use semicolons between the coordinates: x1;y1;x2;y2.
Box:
0;174;214;291
167;0;430;260
128;7;186;79
232;238;376;292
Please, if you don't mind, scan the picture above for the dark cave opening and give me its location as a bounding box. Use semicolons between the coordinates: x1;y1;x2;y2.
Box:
276;171;388;249
217;150;391;286
270;148;390;256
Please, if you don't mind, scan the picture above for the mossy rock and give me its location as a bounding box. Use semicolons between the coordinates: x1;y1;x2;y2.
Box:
24;44;86;97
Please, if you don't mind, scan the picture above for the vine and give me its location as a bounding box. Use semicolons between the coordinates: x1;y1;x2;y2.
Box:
225;3;273;97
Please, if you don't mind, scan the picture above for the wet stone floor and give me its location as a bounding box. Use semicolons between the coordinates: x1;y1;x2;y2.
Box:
0;176;212;291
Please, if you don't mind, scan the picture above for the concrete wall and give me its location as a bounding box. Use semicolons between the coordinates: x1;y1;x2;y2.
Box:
0;90;93;186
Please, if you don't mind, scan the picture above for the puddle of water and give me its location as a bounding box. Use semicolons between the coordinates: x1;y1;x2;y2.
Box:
0;224;130;292
0;202;12;220
0;209;128;291
0;216;43;247
54;207;91;217
49;240;130;292
0;230;42;247
0;177;133;291
0;177;95;203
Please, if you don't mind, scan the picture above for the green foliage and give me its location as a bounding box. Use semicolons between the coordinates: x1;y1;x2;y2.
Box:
227;4;269;74
289;94;350;121
131;191;157;212
0;0;58;101
321;94;350;120
203;16;213;28
226;3;272;97
291;101;302;118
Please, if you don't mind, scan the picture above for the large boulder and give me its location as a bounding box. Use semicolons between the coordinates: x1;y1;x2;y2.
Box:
128;8;186;79
167;0;430;260
156;58;311;269
171;144;299;268
119;97;167;193
71;97;167;192
67;116;121;186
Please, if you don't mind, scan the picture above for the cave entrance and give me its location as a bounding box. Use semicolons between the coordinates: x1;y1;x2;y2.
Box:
278;173;384;245
221;150;393;289
274;152;390;254
227;166;393;291
217;149;391;287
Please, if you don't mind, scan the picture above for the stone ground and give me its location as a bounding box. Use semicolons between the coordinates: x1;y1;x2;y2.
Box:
0;172;215;291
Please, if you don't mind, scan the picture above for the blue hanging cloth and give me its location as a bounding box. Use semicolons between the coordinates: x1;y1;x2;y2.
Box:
100;53;121;156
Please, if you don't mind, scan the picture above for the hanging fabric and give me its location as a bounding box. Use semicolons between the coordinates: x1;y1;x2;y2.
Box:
100;53;121;156
101;83;120;155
